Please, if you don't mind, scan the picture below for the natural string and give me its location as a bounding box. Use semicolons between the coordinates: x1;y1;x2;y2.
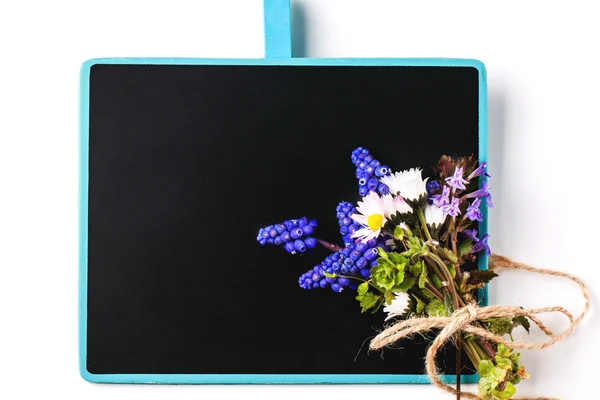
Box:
369;254;590;400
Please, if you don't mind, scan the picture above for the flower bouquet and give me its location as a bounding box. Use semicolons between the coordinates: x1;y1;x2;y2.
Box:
256;147;587;399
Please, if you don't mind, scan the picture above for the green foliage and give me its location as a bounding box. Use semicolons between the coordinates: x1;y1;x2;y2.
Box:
469;270;499;284
401;236;428;259
443;292;455;314
425;299;447;317
478;343;529;399
393;225;405;241
357;282;369;294
458;240;473;256
437;247;458;263
418;261;428;289
394;276;416;292
512;316;531;333
355;291;382;313
414;295;426;314
432;274;443;289
323;272;337;278
483;316;531;337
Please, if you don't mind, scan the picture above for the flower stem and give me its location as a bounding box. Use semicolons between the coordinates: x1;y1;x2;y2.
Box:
317;239;343;252
417;208;433;241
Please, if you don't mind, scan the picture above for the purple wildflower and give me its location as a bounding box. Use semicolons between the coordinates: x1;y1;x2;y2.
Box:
462;229;479;242
431;186;451;207
445;167;469;191
442;196;461;217
467;161;491;180
465;198;483;222
471;233;491;256
464;180;493;208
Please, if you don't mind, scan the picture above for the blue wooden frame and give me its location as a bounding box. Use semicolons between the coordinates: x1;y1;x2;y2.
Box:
79;0;487;386
79;56;488;384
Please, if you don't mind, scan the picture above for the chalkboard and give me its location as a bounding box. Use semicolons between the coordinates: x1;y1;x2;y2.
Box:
80;59;486;383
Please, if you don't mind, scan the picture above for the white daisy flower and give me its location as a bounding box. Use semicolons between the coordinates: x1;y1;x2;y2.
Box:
383;292;410;321
380;168;429;201
424;203;446;227
382;194;412;218
350;192;387;243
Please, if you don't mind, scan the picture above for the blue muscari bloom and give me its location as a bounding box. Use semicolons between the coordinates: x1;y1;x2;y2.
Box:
336;201;362;245
471;233;491;256
465;197;483;222
298;239;387;292
351;147;391;196
257;217;318;255
426;180;441;196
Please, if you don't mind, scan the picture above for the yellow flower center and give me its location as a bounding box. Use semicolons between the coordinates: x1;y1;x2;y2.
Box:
367;214;384;231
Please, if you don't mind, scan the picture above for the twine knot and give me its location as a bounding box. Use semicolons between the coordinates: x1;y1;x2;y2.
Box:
368;254;589;400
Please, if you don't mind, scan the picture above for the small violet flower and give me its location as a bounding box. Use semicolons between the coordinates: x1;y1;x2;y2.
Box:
464;180;494;208
462;229;479;242
445;167;469;191
431;185;451;208
465;198;483;222
442;196;461;217
467;161;491;180
471;233;491;256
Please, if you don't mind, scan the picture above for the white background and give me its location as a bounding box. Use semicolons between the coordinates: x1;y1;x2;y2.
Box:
0;0;598;399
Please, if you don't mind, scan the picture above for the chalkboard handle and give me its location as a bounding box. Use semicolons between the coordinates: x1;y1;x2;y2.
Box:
264;0;292;58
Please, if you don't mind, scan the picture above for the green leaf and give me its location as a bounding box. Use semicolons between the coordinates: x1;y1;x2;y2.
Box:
395;264;405;285
425;299;447;317
393;225;405;240
496;343;511;358
355;292;382;313
414;296;426;314
432;274;443;289
384;290;395;305
512;316;531;333
393;275;416;292
357;282;369;294
422;289;436;299
418;262;428;289
495;356;512;371
371;261;397;291
323;272;337;278
458;240;473;256
437;247;458;263
478;360;495;377
469;270;499;284
388;252;407;265
443;292;455;314
448;264;456;279
490;382;516;400
377;247;388;259
484;317;513;336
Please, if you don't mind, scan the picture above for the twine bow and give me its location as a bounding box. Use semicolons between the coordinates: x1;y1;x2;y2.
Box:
369;254;590;400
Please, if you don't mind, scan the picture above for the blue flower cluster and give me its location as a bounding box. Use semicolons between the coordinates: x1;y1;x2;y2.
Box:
351;147;391;196
298;239;385;292
336;201;361;245
256;217;318;255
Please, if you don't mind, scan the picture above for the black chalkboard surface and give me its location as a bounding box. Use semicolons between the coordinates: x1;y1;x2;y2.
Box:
81;62;483;381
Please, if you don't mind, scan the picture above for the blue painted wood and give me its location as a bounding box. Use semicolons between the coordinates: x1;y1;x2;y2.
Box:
264;0;292;58
79;56;488;385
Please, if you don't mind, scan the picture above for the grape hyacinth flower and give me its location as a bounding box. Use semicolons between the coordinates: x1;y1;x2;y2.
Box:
465;198;483;222
431;185;451;208
442;197;461;217
298;238;387;292
351;147;391;196
445;167;469;191
256;217;318;255
426;180;441;196
471;233;491;256
464;180;494;208
336;201;362;245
